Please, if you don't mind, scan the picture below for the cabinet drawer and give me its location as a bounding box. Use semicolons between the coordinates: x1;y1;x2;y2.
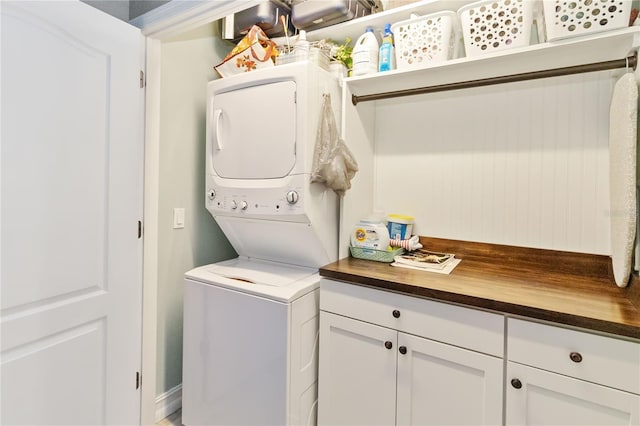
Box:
320;278;504;357
508;318;640;394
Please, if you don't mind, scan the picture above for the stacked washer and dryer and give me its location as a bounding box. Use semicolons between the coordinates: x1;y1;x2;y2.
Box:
182;63;343;425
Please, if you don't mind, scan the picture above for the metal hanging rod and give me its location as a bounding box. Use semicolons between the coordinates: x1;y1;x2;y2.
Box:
351;53;638;105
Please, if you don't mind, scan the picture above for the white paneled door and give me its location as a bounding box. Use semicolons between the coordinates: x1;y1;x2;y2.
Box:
1;1;144;425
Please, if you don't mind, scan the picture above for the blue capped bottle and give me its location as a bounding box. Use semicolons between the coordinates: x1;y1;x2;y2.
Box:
378;23;396;72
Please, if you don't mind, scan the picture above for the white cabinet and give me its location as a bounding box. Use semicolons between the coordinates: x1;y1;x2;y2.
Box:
396;332;503;426
318;279;504;426
318;311;397;426
506;318;640;426
506;362;639;426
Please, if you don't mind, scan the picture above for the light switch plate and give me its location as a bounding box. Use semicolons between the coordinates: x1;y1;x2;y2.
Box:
173;208;185;229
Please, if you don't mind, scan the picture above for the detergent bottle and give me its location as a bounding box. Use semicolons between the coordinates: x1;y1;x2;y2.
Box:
350;217;390;251
378;23;395;72
352;26;379;76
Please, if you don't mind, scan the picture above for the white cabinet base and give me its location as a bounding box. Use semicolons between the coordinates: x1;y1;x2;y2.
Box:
397;333;503;426
507;361;640;426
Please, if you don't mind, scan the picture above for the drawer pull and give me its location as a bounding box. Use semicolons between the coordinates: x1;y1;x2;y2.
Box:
392;310;401;318
384;341;393;350
569;352;583;363
511;378;522;389
399;346;407;355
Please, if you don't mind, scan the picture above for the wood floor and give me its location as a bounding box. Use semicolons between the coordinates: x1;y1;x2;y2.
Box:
156;409;182;426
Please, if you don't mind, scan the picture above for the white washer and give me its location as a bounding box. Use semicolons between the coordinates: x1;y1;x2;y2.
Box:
182;63;342;426
183;259;320;426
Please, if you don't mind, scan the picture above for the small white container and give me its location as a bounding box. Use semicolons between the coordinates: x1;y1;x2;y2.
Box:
387;214;414;240
293;30;310;58
351;219;390;250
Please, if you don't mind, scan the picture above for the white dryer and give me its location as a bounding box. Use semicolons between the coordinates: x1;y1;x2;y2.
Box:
182;63;342;426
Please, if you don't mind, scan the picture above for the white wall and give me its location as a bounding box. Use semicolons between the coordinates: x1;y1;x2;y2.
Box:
372;72;614;254
157;22;236;396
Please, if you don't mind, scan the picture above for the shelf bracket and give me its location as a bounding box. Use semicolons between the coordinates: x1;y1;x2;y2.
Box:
351;53;638;106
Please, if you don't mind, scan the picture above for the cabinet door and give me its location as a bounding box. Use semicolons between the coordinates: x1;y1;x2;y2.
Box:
506;362;640;426
318;311;397;426
396;333;503;426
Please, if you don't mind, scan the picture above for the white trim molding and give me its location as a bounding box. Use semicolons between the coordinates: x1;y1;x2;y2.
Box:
129;0;260;40
141;37;162;426
155;384;183;423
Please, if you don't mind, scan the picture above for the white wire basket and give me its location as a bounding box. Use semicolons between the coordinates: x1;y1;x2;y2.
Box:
276;42;330;70
458;0;538;56
542;0;632;41
391;11;462;70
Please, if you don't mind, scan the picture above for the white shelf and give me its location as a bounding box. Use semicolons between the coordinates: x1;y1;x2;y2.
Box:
304;0;640;104
345;26;640;103
307;0;477;42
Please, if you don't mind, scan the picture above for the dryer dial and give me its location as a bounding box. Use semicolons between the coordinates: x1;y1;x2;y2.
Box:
230;200;238;210
286;191;299;205
240;201;248;210
207;188;216;200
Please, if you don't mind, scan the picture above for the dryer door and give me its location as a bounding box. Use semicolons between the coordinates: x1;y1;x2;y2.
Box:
211;80;297;179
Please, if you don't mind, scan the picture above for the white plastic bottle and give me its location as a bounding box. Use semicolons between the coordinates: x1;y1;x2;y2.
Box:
294;30;310;60
352;26;379;76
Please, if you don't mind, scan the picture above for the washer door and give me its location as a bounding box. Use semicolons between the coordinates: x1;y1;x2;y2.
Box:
211;80;297;179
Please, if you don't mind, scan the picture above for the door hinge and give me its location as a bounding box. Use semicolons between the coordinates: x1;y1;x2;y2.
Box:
140;70;145;88
138;220;143;239
136;371;141;390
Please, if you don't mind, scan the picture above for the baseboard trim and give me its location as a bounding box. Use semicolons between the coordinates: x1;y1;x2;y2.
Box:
155;384;182;422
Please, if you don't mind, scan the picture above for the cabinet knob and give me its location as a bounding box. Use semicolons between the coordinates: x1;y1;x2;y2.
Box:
399;346;407;355
569;352;583;363
510;378;522;389
392;310;401;318
384;341;393;350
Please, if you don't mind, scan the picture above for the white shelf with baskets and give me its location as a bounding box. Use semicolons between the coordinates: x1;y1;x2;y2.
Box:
305;0;640;105
345;25;640;103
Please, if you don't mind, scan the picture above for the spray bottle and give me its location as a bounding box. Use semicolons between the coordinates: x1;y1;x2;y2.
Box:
378;23;395;72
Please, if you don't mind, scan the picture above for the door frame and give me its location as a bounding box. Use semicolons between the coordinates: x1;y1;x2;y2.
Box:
134;2;260;425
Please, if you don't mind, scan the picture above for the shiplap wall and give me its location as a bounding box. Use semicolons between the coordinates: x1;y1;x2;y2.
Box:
374;71;615;254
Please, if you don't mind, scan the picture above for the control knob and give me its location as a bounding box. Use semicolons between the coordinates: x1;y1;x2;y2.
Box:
286;190;299;205
207;188;216;200
240;201;248;210
230;200;238;210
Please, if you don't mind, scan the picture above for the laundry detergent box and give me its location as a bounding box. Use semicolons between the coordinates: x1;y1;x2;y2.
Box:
351;219;390;250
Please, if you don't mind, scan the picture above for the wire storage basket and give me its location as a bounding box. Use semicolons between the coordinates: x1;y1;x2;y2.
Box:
542;0;632;41
391;11;462;70
276;41;331;70
458;0;538;56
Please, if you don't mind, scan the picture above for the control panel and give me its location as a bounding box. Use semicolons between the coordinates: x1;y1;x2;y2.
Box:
205;179;305;219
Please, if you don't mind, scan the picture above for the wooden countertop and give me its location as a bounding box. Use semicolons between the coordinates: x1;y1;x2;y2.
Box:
319;237;640;340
